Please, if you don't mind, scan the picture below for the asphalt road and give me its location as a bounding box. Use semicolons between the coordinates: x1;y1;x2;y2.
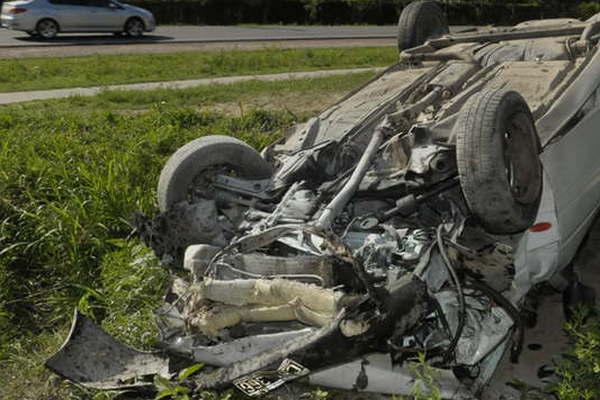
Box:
0;24;480;47
0;25;479;58
0;25;400;47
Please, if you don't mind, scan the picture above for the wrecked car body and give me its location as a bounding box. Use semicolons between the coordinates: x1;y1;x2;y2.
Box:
47;2;600;398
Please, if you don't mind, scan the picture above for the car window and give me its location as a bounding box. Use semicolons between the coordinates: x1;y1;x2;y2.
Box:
49;0;87;5
49;0;112;6
86;0;111;7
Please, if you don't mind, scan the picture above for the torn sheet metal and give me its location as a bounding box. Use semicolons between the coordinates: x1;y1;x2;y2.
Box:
435;291;514;366
45;311;171;390
161;329;315;367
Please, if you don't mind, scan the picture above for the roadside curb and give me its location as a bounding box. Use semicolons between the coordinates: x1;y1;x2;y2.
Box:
0;34;397;49
0;67;386;105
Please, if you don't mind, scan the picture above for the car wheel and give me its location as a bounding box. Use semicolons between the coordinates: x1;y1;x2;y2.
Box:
397;0;449;52
157;135;273;212
124;18;145;37
36;19;59;40
454;89;542;234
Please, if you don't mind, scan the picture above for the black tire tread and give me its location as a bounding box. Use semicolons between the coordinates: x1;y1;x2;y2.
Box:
455;89;542;234
36;18;59;39
157;135;272;212
125;17;145;36
397;1;449;52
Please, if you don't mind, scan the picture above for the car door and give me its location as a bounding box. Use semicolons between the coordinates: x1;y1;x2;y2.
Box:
82;0;126;31
47;0;90;31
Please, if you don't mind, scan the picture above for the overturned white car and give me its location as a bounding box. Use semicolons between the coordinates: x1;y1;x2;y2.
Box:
47;2;600;398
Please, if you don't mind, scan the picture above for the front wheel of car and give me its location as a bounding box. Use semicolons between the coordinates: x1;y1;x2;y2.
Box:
157;135;273;212
36;19;59;40
454;89;542;234
124;18;145;38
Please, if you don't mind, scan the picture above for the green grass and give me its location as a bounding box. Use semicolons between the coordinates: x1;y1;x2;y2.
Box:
16;71;375;115
552;309;600;400
0;108;288;399
0;72;375;400
0;46;395;92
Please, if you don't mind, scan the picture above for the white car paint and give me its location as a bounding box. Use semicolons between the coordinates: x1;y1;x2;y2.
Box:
0;0;155;35
520;53;600;286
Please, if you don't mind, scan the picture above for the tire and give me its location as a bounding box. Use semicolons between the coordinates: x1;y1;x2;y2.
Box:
36;19;59;40
397;1;449;52
124;17;145;37
157;135;273;212
454;89;542;234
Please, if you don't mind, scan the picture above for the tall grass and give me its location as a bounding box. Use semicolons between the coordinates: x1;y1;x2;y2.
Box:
0;105;290;352
552;309;600;400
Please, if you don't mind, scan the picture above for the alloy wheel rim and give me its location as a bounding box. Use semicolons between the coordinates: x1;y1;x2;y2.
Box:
39;21;57;38
503;112;541;205
128;20;144;36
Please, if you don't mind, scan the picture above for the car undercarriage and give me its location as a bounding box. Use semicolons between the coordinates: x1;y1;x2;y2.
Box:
46;3;600;398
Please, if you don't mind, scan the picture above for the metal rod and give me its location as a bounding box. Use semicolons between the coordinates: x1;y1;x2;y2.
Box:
315;119;389;229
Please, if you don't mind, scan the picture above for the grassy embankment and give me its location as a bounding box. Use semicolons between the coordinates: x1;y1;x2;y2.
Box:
0;71;376;400
0;46;395;92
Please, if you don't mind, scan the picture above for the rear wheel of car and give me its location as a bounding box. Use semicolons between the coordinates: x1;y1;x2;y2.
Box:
36;19;59;40
157;135;273;212
124;18;145;37
454;89;542;234
397;0;449;52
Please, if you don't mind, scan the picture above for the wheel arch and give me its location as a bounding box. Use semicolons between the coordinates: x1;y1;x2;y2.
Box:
124;16;145;31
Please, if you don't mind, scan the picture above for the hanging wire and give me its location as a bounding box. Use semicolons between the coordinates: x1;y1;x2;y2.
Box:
436;223;466;363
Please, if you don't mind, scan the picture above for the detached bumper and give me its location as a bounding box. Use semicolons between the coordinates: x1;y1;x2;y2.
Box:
45;310;171;390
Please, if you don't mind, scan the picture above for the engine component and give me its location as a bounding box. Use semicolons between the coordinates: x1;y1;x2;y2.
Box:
157;135;273;212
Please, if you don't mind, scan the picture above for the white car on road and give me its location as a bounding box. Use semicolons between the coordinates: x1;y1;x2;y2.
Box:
0;0;155;39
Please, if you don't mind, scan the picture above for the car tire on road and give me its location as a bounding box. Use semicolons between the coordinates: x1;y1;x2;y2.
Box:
157;135;273;212
454;89;542;234
36;19;59;40
124;18;145;38
397;0;449;52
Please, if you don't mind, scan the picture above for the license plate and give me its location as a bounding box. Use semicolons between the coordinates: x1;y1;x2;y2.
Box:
233;359;310;397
